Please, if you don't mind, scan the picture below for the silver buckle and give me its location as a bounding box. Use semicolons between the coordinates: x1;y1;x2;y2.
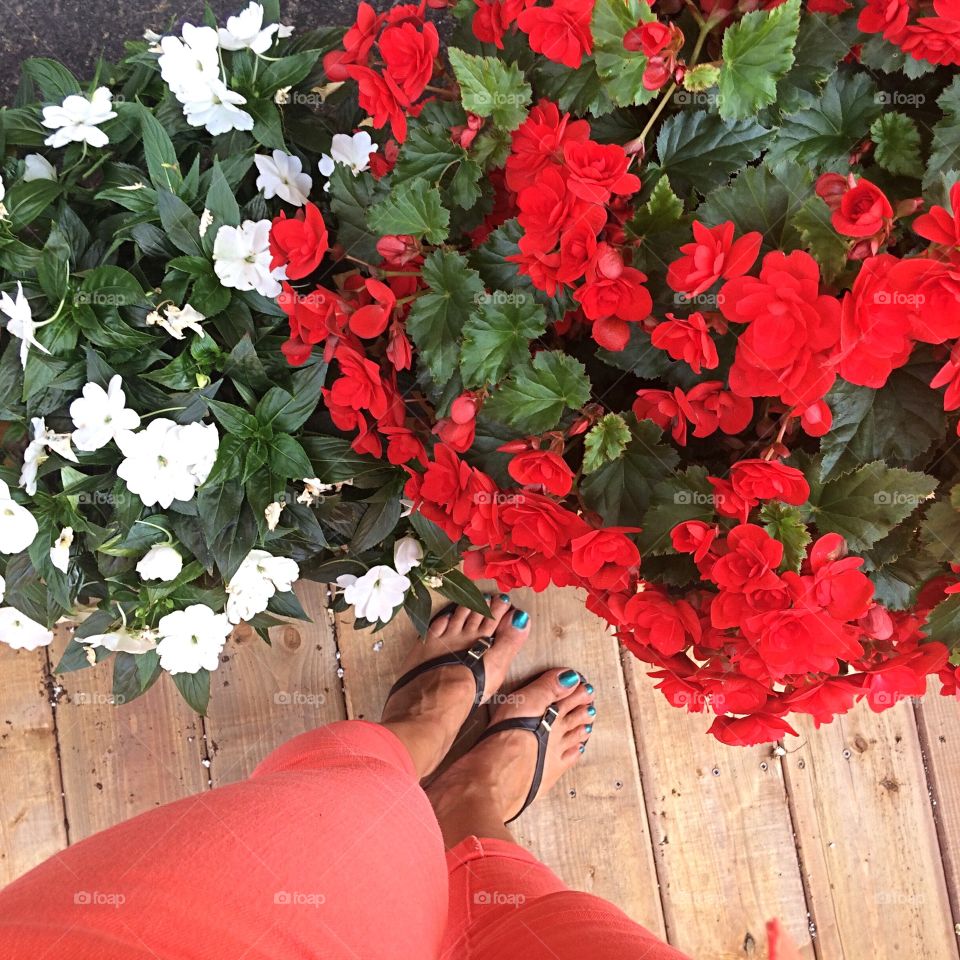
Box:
540;705;559;732
467;636;494;659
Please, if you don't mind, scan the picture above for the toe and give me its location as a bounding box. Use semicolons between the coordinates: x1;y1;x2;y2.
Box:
445;604;473;633
491;667;582;723
564;703;594;730
427;611;452;638
473;592;512;636
492;605;533;648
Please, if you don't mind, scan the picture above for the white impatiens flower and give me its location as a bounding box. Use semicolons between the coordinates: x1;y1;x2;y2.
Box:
20;417;78;495
254;150;312;206
85;626;158;655
41;87;117;149
182;78;254;136
213;220;284;297
393;536;423;576
225;549;300;624
146;302;206;340
69;375;141;452
337;565;410;624
116;418;219;508
22;154;57;181
0;174;6;220
156;604;231;674
318;132;378;187
136;543;184;582
0;607;54;650
0;480;39;554
50;527;74;573
218;2;279;54
1;281;50;368
158;23;221;99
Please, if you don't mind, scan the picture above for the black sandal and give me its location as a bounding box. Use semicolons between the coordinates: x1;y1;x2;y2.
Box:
385;604;495;718
475;698;561;824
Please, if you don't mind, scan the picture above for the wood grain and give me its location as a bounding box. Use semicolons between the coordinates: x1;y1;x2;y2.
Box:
0;645;66;887
52;626;208;843
623;652;814;959
336;582;667;935
915;679;960;942
205;582;347;786
783;699;958;960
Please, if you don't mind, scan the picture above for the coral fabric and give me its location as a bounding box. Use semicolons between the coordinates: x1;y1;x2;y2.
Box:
0;719;684;959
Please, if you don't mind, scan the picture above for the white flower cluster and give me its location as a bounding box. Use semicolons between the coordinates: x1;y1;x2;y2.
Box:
41;87;116;149
213;219;284;297
157;3;293;136
336;536;422;624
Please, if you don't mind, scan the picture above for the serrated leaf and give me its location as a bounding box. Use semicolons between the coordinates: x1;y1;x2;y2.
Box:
447;47;531;130
581;418;680;527
583;413;631;474
591;0;658;107
637;465;713;555
820;361;946;480
793;195;848;284
807;461;937;551
923;594;960;651
395;122;468;183
628;175;684;239
927;78;960;190
533;58;614;116
654;110;773;194
460;294;546;389
329;166;385;265
920;495;960;564
718;0;801;120
470;218;531;292
367;177;449;244
871;112;922;176
761;502;811;573
777;11;859;112
408;249;484;384
484;350;591;433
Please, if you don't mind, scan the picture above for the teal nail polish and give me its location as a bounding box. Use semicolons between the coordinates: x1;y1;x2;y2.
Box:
585;683;594;695
483;593;492;601
587;704;597;717
584;723;593;734
578;743;586;754
558;669;580;687
511;609;529;629
499;593;510;603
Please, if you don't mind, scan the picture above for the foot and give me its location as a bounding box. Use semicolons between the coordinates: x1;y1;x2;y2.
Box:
381;595;530;779
427;669;595;843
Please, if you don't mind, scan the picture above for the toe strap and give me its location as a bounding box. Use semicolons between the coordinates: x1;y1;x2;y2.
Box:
386;634;494;712
477;702;560;823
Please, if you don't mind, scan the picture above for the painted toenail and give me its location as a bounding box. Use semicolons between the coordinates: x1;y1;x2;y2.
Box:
511;609;529;629
499;593;510;603
584;723;593;734
558;669;580;687
587;704;596;716
585;683;594;695
579;743;586;754
483;593;492;600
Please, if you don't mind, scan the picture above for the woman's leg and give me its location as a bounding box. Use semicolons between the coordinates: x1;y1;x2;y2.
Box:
0;597;531;960
430;669;690;960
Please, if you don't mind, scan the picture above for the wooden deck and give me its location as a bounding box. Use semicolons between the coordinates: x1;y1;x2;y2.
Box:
1;581;958;959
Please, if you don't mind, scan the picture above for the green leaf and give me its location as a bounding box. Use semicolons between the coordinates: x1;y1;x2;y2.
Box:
139;104;181;191
806;461;937;551
22;58;81;101
871;112;922;176
637;466;713;555
591;0;658;107
654;111;773;194
460;294;547;389
470;218;530;292
329;167;384;265
269;433;314;480
761;502;811;573
583;413;631;474
403;576;434;637
248;99;286;150
629;175;684;237
4;179;60;230
437;568;490;617
259;49;322;93
718;0;800;119
768;71;880;169
172;669;211;715
793;195;848;284
923;594;960;651
533;58;613;116
395;122;468;183
206;398;261;437
447;48;532;130
409;511;460;567
158;189;203;256
819;361;946;480
367;178;450;245
927;78;960;190
205;157;241;232
777;11;859;112
407;249;485;384
350;492;403;553
920;493;960;564
581;418;680;527
484;351;591;433
255;364;324;431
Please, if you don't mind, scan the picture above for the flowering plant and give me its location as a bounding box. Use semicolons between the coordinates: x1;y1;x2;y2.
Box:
1;0;958;742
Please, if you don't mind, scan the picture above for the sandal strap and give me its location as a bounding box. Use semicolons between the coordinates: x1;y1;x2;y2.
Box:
477;702;561;823
387;634;494;711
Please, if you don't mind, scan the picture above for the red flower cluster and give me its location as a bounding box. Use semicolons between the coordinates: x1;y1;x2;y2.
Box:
859;0;960;66
324;1;439;141
471;0;593;67
506;101;651;350
633;381;752;445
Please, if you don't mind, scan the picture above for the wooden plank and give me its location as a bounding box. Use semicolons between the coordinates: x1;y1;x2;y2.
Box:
622;654;814;959
337;582;667;934
205;582;347;786
0;645;67;886
783;699;958;960
915;679;960;937
52;627;207;843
